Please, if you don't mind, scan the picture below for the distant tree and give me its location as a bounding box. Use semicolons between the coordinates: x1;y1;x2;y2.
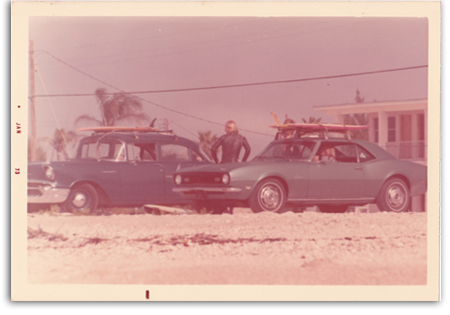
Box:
75;88;149;127
40;129;78;161
344;89;369;140
197;130;219;161
355;88;365;103
302;116;322;124
28;139;47;162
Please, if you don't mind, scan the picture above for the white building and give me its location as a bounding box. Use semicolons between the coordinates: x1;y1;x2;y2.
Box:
314;98;427;212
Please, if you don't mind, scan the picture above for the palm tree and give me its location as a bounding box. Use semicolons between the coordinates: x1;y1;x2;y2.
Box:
40;129;78;161
301;116;322;124
343;89;369;140
75;88;149;127
197;130;219;161
28;138;47;162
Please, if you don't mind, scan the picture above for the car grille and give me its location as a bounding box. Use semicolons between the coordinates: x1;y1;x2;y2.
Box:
178;172;225;186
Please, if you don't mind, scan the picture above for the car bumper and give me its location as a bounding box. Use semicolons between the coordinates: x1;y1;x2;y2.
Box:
411;180;427;196
172;186;244;199
28;181;70;204
173;186;242;193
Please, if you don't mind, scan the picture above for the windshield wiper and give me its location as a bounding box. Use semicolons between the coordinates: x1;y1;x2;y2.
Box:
254;156;267;161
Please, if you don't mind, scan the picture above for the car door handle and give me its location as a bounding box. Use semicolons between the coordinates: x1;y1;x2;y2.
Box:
354;166;363;170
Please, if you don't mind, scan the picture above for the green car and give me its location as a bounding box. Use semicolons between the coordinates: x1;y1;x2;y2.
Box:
173;137;427;214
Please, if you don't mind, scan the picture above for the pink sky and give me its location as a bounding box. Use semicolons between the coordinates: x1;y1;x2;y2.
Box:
29;17;428;158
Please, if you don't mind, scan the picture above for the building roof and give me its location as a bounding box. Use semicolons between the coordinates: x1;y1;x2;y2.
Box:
314;99;427;115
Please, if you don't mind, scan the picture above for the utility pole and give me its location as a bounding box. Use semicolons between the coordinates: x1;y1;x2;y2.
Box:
29;40;37;161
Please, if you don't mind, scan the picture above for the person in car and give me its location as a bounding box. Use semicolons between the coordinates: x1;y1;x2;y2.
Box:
211;120;251;163
313;147;336;162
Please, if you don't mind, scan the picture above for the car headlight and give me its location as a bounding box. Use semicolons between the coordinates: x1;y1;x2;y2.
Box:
44;166;55;180
175;174;182;185
222;173;230;185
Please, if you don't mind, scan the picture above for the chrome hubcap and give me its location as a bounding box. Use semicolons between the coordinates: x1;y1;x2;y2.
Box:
387;184;406;210
259;184;281;211
72;192;87;209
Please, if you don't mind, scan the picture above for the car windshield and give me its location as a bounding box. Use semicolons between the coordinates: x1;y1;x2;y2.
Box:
256;141;316;160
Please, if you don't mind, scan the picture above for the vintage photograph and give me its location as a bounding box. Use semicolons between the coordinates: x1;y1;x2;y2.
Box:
11;1;440;301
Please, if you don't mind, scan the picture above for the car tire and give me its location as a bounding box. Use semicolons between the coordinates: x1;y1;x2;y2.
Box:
64;184;98;215
318;205;348;213
376;178;410;212
249;178;286;213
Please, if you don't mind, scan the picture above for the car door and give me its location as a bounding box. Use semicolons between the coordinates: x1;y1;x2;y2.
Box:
119;141;165;204
307;142;368;200
159;143;208;203
75;139;123;203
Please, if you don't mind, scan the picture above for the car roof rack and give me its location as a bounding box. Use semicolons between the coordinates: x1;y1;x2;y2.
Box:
269;113;368;141
77;127;177;141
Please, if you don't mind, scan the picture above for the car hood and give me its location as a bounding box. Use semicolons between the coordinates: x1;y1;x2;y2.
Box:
176;161;261;173
175;159;300;174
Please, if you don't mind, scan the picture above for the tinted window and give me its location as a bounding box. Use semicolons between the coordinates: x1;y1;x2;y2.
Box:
161;144;190;162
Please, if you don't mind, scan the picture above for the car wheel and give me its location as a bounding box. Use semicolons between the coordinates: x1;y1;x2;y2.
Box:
249;178;286;213
318;205;348;213
64;184;98;215
376;178;410;212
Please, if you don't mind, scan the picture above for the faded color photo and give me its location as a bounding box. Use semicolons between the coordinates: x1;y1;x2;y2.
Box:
13;1;440;301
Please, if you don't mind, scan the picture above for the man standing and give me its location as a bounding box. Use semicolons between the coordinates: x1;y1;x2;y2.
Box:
211;120;251;163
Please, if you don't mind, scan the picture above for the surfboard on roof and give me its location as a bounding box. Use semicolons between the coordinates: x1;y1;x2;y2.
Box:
77;126;161;133
269;112;369;132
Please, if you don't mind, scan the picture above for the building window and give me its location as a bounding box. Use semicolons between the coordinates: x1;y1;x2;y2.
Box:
388;117;396;142
373;117;379;143
417;113;425;158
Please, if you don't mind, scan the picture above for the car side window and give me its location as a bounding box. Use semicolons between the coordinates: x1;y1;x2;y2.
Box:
262;142;315;160
127;143;157;161
79;141;97;159
333;144;358;163
161;144;190;162
97;140;126;161
357;145;376;163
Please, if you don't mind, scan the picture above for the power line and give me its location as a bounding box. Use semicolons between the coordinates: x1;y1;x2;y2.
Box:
33;63;428;98
33;51;273;137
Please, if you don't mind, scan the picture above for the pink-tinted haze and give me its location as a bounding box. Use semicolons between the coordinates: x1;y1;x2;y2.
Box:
29;17;428;158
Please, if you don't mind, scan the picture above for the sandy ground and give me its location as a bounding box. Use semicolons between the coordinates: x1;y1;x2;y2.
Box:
27;208;427;285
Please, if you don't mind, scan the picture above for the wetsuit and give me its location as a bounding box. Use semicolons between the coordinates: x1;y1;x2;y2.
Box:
211;131;251;163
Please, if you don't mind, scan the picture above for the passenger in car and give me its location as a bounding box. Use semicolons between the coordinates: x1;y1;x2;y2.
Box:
313;147;336;162
211;120;251;163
